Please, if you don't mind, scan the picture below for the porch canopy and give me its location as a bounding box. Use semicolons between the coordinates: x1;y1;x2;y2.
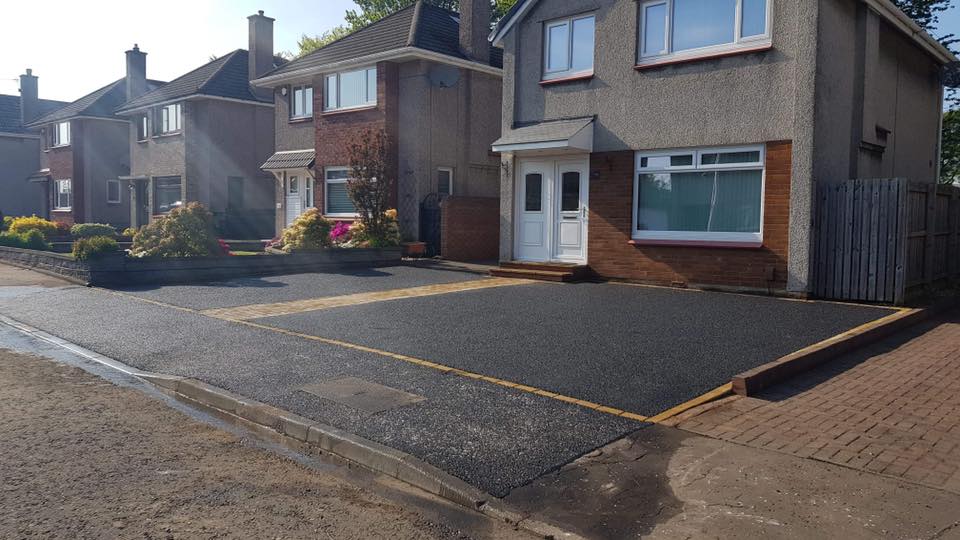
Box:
261;149;315;171
26;169;51;183
491;117;594;155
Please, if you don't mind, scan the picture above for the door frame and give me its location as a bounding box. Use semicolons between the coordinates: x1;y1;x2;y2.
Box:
513;155;589;264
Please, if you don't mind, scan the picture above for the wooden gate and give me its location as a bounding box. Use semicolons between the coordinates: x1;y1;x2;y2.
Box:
813;179;960;304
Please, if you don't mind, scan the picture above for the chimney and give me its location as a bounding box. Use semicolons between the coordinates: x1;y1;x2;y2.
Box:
19;69;38;125
125;44;148;100
247;10;275;81
459;0;491;64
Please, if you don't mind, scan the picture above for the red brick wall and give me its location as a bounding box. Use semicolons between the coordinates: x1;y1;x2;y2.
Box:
441;196;500;262
45;130;78;225
588;141;792;291
314;62;399;214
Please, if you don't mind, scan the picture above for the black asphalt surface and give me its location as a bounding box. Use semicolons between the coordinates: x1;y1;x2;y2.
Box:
114;264;485;310
254;282;895;416
0;284;638;497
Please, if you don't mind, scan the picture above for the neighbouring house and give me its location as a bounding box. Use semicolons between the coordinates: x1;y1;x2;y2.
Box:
489;0;957;294
114;11;279;239
253;0;503;256
25;47;163;229
0;71;67;218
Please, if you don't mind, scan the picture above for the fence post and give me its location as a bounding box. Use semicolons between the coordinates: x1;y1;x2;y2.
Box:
923;183;937;289
894;179;908;305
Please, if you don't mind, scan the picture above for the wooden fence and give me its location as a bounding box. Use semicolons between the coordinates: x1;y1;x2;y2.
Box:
812;178;960;304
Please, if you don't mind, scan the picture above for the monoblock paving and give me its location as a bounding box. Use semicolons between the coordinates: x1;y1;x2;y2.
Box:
671;313;960;493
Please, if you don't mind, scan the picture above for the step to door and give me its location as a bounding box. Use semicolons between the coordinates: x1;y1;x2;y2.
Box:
490;262;592;283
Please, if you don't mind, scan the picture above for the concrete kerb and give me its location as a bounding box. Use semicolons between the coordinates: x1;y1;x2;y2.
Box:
0;314;574;539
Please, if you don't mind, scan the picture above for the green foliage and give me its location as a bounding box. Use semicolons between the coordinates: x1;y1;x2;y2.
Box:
8;215;59;239
72;236;119;261
70;223;117;239
0;230;50;251
121;226;140;238
279;208;334;252
294;0;518;57
1;216;12;232
346;128;399;246
345;210;401;248
129;202;222;258
942;108;960;184
892;0;957;106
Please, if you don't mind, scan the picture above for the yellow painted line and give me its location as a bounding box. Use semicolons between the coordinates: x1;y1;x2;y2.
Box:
102;288;650;422
646;383;734;424
201;277;531;320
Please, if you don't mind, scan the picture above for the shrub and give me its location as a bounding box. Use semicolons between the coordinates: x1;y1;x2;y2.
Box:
8;216;59;238
343;210;400;248
279;208;332;252
121;226;140;237
330;221;351;246
346;128;396;245
72;236;119;261
0;230;50;251
71;223;117;239
1;215;12;232
129;202;222;258
54;221;71;236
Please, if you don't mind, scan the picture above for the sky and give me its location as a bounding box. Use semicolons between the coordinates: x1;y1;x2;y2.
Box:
0;1;958;103
0;0;355;101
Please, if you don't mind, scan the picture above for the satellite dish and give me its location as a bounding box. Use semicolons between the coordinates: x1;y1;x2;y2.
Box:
943;62;960;88
428;65;460;88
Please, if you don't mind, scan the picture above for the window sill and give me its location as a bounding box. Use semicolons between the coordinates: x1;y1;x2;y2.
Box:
321;105;377;116
49;144;71;149
152;132;183;139
635;44;773;71
324;214;359;220
136;139;149;144
540;72;594;86
52;208;72;213
289;116;313;124
629;239;763;249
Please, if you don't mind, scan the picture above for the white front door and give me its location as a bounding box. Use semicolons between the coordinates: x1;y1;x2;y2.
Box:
285;175;302;227
514;157;589;263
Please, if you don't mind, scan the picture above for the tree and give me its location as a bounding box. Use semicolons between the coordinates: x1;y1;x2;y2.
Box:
346;128;398;245
892;0;957;106
942;109;960;184
295;0;518;57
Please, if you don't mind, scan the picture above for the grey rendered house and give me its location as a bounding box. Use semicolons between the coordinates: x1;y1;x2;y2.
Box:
115;11;279;238
26;47;163;229
490;0;956;293
0;70;66;218
252;0;503;244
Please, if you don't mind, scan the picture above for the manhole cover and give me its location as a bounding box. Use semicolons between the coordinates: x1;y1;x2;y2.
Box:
298;377;425;414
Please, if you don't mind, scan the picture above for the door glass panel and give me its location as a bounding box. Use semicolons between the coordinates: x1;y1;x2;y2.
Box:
289;177;299;194
561;172;580;212
525;173;543;212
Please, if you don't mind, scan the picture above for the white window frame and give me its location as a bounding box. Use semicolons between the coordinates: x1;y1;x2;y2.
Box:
290;84;314;119
323;67;377;112
542;14;596;81
324;166;358;218
54;179;72;211
157;103;182;135
437;167;454;197
51;121;71;147
136;114;149;142
637;0;773;66
632;145;765;244
106;179;122;204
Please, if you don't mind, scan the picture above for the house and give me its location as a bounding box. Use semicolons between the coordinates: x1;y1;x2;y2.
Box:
489;0;956;293
0;70;66;218
252;0;503;250
114;11;279;239
26;47;163;229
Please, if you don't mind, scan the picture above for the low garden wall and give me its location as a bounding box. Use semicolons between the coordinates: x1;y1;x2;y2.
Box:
441;196;499;262
0;246;402;287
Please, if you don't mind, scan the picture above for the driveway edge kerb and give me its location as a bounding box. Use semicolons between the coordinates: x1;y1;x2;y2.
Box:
0;314;578;540
732;298;957;396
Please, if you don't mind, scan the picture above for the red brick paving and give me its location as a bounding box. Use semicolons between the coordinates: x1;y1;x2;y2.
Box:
669;312;960;493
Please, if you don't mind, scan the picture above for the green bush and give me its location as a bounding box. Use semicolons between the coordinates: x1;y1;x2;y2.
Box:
1;216;12;232
0;230;50;251
72;235;119;261
129;202;222;258
71;223;117;239
121;226;140;238
279;208;333;252
8;215;59;239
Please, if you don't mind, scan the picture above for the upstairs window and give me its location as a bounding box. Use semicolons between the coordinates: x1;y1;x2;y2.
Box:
51;121;71;147
54;179;72;210
136;114;149;141
543;14;595;81
638;0;771;65
291;85;313;119
323;67;377;111
156;103;182;135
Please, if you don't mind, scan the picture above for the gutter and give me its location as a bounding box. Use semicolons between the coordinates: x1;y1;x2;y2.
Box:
116;94;275;116
864;0;957;64
251;47;503;87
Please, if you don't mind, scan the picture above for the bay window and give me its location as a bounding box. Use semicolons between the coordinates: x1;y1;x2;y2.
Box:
633;146;764;243
291;85;313;118
54;179;72;210
543;14;595;80
324;167;357;216
638;0;771;64
323;67;377;111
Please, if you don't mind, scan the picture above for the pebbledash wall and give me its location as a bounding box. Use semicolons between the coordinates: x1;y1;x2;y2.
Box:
588;141;792;291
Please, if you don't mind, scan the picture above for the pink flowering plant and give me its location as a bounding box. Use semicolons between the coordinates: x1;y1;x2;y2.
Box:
329;221;352;246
